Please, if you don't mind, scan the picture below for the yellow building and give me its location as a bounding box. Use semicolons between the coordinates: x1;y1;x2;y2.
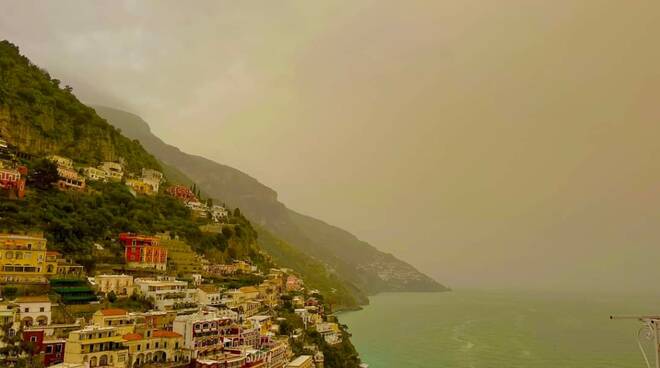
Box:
63;325;129;368
125;178;155;196
95;274;134;297
286;355;314;368
0;234;84;283
122;328;188;367
92;309;137;336
0;233;49;283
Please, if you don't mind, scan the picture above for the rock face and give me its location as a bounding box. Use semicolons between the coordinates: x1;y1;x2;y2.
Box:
95;106;449;301
0;41;160;173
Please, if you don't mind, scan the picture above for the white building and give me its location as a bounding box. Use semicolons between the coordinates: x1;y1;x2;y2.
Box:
15;295;51;327
141;168;163;193
315;323;342;345
172;310;236;358
99;162;124;181
47;155;73;169
82;167;108;181
134;277;198;312
210;205;229;223
197;285;222;306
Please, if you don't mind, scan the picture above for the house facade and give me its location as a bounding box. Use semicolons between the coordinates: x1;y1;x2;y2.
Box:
0;164;27;199
95;274;134;297
99;161;124;181
119;233;168;271
16;295;51;326
134;277;198;312
0;233;49;284
63;325;129;368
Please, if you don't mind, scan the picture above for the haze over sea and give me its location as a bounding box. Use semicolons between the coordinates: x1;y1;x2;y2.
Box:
340;290;659;368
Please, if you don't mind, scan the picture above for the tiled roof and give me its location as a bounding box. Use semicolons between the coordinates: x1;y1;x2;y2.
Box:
15;295;50;303
153;330;182;338
122;333;143;341
100;308;128;316
239;286;258;293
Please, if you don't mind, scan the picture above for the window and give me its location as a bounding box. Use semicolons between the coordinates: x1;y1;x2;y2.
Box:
155;342;159;348
15;252;22;259
137;344;141;351
40;307;45;312
24;307;29;313
46;345;53;354
146;343;150;349
30;336;37;342
6;252;13;259
56;344;62;352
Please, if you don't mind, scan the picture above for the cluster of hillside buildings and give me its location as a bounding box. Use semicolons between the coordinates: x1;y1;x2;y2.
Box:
48;155;229;224
0;142;230;225
0;138;27;199
0;233;337;368
0;145;345;368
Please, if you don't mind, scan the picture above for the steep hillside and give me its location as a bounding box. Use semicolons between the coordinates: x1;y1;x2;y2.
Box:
94;106;448;300
0;40;359;308
0;41;159;173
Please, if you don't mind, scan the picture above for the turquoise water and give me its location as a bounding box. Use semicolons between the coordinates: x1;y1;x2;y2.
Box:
339;290;660;368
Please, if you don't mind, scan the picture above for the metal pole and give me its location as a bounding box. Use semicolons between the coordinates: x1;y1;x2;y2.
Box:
655;320;660;368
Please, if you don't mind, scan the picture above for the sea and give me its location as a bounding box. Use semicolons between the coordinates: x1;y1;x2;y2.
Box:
338;290;660;368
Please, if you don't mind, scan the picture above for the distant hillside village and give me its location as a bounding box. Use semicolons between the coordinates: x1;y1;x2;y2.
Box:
0;138;359;368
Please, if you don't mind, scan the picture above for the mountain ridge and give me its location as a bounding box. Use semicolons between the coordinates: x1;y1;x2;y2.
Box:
93;105;448;301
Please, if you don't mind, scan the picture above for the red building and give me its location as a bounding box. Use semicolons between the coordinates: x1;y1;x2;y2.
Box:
43;339;66;367
0;165;27;199
119;233;168;271
22;329;44;352
166;185;198;203
21;329;65;366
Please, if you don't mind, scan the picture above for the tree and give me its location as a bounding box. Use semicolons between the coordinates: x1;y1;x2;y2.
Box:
107;291;117;303
27;158;59;190
2;286;17;300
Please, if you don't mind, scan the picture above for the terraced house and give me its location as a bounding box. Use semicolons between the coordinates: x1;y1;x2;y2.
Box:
63;325;130;368
134;277;198;312
0;233;50;284
120;233;168;271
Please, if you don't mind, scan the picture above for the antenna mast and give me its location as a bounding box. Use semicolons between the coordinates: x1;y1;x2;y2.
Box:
611;315;660;368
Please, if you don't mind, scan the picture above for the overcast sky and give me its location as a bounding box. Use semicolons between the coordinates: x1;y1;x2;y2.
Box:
2;0;660;292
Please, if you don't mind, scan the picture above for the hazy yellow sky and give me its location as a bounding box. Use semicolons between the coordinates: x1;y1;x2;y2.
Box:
2;0;660;292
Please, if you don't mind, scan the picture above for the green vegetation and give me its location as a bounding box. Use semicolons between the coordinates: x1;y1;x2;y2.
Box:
277;305;361;368
108;293;155;312
212;273;265;290
0;323;43;368
257;227;362;309
0;41;160;173
0;181;265;272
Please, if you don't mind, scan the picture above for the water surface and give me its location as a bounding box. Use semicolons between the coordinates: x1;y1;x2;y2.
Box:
340;290;659;368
